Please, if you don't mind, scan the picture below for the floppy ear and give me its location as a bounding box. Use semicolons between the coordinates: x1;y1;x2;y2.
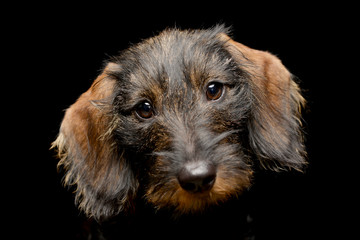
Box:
51;63;138;220
223;36;306;170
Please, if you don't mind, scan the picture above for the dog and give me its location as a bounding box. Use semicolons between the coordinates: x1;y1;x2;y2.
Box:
52;25;306;236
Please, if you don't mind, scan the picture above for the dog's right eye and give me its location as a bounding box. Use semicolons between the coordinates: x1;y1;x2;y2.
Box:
135;101;154;119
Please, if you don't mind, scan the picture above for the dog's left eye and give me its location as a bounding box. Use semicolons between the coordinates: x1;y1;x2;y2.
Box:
135;101;154;119
206;82;224;101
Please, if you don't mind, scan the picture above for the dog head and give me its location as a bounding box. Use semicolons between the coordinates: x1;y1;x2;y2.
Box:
52;25;306;220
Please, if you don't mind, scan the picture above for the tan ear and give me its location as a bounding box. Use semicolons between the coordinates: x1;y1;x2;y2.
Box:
52;62;137;219
223;35;306;170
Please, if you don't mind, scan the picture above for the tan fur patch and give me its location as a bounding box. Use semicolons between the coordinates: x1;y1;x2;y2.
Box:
146;167;252;214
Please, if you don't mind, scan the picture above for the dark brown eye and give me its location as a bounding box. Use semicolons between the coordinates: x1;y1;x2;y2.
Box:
206;82;224;101
135;101;154;119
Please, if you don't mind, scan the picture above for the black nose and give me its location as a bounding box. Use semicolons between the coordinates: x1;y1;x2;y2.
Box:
177;162;216;193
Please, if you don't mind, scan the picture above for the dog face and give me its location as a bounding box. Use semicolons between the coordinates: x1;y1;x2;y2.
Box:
52;25;306;219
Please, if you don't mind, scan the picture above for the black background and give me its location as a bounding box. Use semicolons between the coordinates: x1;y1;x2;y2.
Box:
7;3;356;239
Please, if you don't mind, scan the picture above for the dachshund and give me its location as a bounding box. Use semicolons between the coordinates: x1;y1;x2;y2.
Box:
52;25;306;226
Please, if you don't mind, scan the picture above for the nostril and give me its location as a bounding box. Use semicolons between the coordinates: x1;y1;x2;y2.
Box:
180;182;197;192
177;162;216;193
203;175;216;186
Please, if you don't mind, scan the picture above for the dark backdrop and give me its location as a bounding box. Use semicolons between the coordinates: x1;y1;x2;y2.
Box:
10;3;354;240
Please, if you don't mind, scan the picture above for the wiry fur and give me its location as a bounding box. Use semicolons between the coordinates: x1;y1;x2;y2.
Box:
52;25;306;221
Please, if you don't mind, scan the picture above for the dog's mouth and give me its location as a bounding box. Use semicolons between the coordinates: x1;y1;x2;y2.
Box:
145;164;252;214
145;130;253;213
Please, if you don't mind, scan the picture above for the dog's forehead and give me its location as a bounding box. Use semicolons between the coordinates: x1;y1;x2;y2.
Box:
116;28;235;93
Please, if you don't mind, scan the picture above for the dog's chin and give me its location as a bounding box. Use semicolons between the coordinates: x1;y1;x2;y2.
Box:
145;169;252;215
